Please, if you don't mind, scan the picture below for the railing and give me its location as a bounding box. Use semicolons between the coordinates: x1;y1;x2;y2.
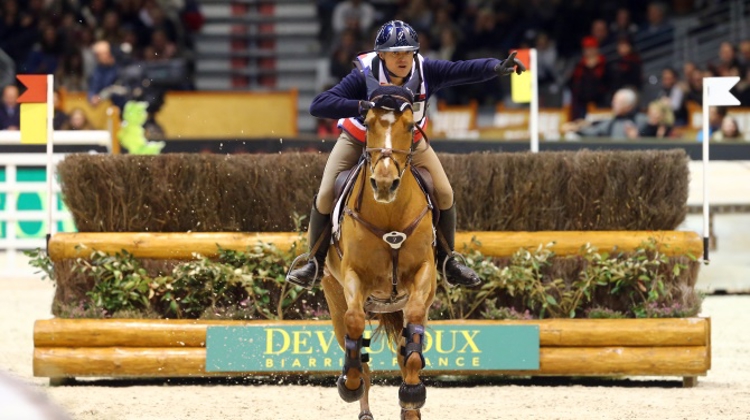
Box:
0;131;112;276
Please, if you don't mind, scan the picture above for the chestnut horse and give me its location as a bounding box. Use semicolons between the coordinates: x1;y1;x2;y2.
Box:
321;85;437;420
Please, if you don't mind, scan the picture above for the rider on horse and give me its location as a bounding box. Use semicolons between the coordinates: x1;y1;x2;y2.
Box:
286;20;525;289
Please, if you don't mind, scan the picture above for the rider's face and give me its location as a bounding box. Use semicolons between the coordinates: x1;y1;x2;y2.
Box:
378;51;414;81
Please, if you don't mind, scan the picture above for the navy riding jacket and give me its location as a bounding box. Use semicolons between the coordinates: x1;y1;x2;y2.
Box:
310;57;502;119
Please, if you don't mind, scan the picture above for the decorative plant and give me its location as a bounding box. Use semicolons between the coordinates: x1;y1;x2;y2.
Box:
118;101;165;155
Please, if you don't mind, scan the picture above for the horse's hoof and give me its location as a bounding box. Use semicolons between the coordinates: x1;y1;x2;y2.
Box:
398;382;426;409
336;375;364;403
359;410;374;420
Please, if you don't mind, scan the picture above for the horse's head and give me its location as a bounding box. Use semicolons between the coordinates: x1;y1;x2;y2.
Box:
364;86;416;203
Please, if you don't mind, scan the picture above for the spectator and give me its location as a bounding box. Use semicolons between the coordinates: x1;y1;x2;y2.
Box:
738;39;750;68
143;28;177;61
696;106;727;142
590;19;613;50
329;29;360;81
562;88;647;139
55;49;88;92
396;0;433;33
709;41;740;77
641;99;674;138
52;89;69;130
81;0;108;30
610;7;639;40
22;25;61;74
535;32;560;88
639;2;674;42
0;48;15;89
659;67;687;126
685;67;705;106
429;8;461;50
61;107;95;130
331;0;376;39
0;84;20;130
96;10;124;45
712;116;745;142
88;41;123;108
605;35;642;96
569;36;608;120
461;8;504;59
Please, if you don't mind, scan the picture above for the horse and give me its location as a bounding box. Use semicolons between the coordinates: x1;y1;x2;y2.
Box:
321;85;437;420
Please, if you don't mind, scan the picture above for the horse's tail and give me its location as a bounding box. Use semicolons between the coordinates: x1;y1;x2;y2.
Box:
375;312;404;349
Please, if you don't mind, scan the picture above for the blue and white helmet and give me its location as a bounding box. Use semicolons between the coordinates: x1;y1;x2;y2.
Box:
374;20;419;52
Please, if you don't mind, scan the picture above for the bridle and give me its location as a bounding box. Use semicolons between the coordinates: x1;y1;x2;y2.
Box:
362;92;417;180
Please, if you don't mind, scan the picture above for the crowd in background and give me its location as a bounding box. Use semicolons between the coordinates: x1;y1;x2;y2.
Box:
317;0;750;141
0;0;202;132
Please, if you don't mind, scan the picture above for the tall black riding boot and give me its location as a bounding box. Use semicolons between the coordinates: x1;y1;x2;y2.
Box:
437;204;481;288
285;199;331;288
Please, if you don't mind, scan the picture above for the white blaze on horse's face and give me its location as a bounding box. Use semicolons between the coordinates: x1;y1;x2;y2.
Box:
365;108;414;204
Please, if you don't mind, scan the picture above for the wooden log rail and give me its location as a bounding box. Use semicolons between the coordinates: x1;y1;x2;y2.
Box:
33;318;711;387
48;231;703;261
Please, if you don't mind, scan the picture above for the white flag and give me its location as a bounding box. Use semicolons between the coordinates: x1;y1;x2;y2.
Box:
704;77;740;106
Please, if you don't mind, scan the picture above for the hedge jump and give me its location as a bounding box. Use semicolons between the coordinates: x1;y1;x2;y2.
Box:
33;318;711;387
48;231;703;261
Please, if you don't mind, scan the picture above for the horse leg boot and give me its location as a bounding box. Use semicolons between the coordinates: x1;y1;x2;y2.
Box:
285;198;331;288
336;335;369;403
436;203;481;287
398;323;426;410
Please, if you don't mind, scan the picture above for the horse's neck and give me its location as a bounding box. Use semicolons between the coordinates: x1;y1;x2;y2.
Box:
356;167;423;228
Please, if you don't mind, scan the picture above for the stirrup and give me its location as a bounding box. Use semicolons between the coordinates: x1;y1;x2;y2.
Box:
286;253;320;289
440;251;469;288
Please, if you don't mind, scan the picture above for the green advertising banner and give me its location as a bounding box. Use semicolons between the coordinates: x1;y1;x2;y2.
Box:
206;324;539;373
0;167;76;239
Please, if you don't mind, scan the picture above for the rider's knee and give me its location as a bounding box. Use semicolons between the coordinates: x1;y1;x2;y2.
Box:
435;185;454;210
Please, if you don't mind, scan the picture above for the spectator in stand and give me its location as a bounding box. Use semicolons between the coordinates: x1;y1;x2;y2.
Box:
331;0;376;39
562;88;647;139
143;28;177;61
641;99;674;138
61;107;95;130
605;35;642;96
56;49;88;92
659;67;687;126
329;29;360;81
697;106;726;142
709;41;740;77
590;19;614;51
52;89;69;130
88;41;124;108
81;0;109;30
638;2;673;42
685;66;705;106
712;116;745;142
96;10;124;45
136;0;179;49
0;84;20;130
429;8;462;50
461;7;504;59
610;7;639;40
535;32;561;89
738;39;750;68
569;36;608;121
395;0;433;33
0;48;14;88
22;25;61;74
0;0;40;67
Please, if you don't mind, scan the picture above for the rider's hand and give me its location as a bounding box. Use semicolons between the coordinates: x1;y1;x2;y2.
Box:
495;54;527;77
359;100;375;117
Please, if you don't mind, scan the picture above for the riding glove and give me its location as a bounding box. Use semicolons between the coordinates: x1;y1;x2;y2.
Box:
494;56;527;76
359;100;375;117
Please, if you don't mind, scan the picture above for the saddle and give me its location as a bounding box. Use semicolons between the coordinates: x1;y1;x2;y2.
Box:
331;160;440;251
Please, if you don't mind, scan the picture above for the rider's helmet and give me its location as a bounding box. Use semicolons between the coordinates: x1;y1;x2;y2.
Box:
374;20;420;53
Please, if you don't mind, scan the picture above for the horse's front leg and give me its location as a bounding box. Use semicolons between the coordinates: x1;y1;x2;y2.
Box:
399;261;436;417
336;268;369;404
